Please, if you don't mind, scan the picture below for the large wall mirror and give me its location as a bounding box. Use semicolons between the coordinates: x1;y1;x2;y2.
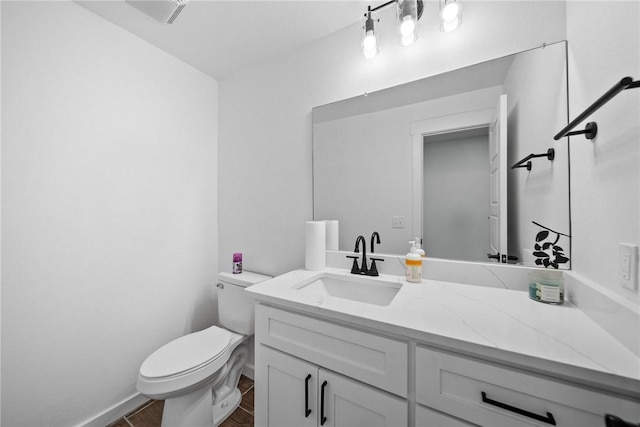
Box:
313;41;571;268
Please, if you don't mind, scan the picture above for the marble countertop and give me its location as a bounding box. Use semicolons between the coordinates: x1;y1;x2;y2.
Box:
246;268;640;398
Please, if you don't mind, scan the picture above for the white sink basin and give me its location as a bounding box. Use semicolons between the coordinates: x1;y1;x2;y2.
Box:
297;273;402;306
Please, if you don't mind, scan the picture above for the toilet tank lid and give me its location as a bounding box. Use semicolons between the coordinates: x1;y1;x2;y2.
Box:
219;271;271;287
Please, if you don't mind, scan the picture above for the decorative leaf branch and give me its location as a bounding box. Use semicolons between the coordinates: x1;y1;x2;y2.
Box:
532;221;570;269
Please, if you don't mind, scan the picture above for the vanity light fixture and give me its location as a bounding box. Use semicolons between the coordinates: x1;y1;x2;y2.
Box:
361;0;429;59
439;0;462;32
362;7;379;59
397;0;419;47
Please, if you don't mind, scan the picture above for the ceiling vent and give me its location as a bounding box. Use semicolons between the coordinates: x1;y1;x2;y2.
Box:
126;0;188;24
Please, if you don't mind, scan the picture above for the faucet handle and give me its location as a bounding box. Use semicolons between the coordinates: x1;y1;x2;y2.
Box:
367;257;385;276
346;255;361;274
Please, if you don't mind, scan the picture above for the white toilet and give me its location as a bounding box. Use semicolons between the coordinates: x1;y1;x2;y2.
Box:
137;271;271;427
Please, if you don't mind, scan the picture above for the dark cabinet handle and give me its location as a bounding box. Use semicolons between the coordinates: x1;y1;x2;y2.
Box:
304;374;312;417
481;392;556;425
605;414;640;427
320;380;328;425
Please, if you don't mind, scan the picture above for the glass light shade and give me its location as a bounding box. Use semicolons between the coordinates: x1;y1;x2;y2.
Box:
397;0;418;46
440;0;462;32
400;15;416;37
362;11;378;59
362;29;378;59
441;17;460;32
401;32;417;47
441;2;459;21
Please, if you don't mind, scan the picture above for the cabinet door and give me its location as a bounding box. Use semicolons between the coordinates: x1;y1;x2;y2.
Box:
319;368;407;427
255;345;317;427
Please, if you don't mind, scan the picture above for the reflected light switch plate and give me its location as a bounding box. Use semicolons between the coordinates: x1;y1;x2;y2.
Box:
619;243;638;291
392;216;405;228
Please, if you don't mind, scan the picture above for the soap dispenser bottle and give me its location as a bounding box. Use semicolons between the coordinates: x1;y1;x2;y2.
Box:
406;241;423;283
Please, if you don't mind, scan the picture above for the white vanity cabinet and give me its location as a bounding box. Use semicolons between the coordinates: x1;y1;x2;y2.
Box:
248;269;640;427
254;304;409;427
256;345;408;427
252;302;640;427
415;346;640;426
415;404;477;426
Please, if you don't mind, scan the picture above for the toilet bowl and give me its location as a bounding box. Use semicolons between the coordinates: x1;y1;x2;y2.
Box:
137;271;271;427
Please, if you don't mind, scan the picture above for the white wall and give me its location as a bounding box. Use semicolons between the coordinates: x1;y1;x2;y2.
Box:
502;41;570;265
218;1;567;276
1;2;218;426
566;1;640;306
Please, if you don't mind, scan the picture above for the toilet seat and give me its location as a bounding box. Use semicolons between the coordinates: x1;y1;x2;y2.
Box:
137;326;245;400
140;326;232;380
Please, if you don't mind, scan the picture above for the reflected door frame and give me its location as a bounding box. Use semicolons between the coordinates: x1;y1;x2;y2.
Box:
488;95;509;263
411;107;496;253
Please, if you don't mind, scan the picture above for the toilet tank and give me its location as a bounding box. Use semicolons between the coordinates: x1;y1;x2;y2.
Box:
218;271;271;335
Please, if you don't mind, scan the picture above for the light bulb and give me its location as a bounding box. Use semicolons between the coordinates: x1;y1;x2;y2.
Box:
441;2;459;22
363;47;378;59
397;0;418;47
363;32;376;50
440;0;462;32
362;30;378;59
400;15;416;37
441;17;460;32
362;10;378;59
401;33;417;47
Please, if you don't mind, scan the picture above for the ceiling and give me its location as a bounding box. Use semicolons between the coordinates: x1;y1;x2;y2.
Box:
78;0;368;80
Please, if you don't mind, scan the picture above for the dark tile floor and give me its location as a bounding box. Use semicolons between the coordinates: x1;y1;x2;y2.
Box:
108;375;254;427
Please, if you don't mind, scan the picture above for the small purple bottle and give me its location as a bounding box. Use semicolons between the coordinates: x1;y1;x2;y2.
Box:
233;253;242;274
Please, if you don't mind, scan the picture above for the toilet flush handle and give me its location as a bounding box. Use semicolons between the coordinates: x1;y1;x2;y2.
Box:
217;283;224;289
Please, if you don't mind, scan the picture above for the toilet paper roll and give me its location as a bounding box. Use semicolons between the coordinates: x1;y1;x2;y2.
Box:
305;221;326;271
325;220;339;251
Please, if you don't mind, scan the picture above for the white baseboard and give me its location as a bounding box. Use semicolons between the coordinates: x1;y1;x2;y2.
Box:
242;363;254;380
78;392;149;427
78;364;254;427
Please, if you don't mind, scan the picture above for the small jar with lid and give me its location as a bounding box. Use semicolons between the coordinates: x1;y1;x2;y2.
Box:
528;270;564;304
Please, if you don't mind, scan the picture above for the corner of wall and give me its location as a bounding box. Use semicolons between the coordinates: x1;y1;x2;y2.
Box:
565;0;640;307
565;271;639;358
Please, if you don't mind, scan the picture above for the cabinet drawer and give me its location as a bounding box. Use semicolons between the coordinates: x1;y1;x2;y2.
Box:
255;304;408;397
416;404;477;426
416;346;640;426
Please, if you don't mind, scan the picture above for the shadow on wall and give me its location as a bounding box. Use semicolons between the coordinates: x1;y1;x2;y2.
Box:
189;287;218;333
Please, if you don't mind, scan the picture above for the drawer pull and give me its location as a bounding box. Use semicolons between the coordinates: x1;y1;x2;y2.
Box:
481;391;556;425
304;374;312;417
605;414;640;427
321;380;328;425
